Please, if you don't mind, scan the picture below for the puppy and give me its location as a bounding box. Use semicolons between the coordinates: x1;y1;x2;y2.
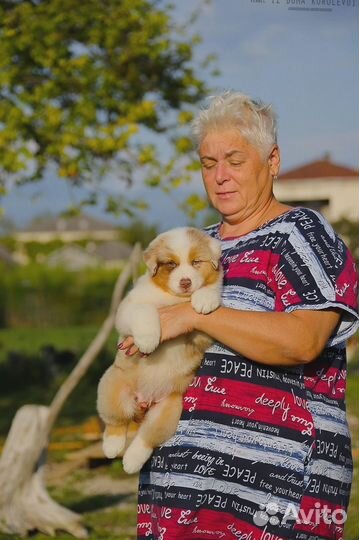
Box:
97;227;222;474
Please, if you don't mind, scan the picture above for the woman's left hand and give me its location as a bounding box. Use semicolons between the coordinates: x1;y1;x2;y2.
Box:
118;302;197;356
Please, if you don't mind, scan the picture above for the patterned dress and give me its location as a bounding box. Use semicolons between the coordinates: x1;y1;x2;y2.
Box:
137;208;359;540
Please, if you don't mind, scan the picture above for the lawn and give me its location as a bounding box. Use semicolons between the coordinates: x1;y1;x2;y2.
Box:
0;326;358;539
345;352;359;540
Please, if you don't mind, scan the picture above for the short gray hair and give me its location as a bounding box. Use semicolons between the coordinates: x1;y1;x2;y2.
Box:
192;91;278;158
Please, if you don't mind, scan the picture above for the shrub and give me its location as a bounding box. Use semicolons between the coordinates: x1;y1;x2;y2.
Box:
0;264;122;327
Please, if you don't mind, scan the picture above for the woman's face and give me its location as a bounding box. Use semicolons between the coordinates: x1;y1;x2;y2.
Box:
199;128;280;224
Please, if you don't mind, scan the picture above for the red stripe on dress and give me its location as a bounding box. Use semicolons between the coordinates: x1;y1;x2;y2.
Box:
304;366;347;400
294;495;346;540
138;505;284;540
335;252;359;308
224;250;280;281
183;377;314;436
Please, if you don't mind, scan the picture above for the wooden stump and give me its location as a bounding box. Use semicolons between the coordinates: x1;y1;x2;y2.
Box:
0;405;87;537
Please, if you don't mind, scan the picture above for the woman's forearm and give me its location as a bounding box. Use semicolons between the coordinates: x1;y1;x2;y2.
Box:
192;306;340;366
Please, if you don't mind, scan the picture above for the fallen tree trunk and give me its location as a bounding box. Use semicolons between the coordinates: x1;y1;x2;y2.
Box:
0;244;142;537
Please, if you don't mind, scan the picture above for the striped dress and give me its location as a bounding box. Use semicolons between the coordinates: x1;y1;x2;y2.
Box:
137;207;359;540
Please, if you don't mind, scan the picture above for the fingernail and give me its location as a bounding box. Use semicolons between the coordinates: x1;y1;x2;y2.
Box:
117;342;124;350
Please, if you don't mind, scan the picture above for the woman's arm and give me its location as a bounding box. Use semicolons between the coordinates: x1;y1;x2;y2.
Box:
190;305;341;365
120;302;341;366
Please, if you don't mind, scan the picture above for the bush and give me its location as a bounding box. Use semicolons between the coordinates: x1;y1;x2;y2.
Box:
0;263;123;328
0;328;117;435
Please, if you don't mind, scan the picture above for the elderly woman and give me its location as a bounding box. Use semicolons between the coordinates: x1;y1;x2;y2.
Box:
128;92;358;540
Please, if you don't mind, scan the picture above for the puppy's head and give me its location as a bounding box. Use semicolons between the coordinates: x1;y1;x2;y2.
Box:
143;227;221;296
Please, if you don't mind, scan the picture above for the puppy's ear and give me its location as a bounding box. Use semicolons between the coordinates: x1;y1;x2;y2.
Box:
143;245;158;276
207;236;222;270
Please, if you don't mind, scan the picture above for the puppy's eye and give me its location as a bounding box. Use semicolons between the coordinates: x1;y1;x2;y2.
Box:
163;261;177;269
192;260;202;268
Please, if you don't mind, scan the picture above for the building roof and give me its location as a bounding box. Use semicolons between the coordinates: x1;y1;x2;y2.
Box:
21;213;116;233
280;154;358;180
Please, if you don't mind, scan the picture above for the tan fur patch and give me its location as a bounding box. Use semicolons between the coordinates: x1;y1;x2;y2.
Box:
186;227;208;244
143;237;168;275
188;244;220;286
151;251;180;293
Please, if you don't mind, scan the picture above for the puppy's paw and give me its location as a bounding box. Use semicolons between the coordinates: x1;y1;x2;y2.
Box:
103;435;126;459
122;438;153;474
133;330;160;354
191;288;221;314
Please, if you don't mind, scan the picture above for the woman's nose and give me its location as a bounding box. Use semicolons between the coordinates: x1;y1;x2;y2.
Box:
215;161;229;184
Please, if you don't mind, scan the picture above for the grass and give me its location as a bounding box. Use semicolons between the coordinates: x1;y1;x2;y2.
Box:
345;352;359;540
46;469;137;539
0;325;118;363
0;463;138;540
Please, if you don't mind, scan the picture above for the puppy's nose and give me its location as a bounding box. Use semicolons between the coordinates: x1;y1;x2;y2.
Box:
180;278;192;290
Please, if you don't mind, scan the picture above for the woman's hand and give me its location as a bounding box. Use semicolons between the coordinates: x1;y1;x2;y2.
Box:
118;302;198;356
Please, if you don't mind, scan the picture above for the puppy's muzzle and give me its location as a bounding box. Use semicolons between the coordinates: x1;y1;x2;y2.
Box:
179;278;192;292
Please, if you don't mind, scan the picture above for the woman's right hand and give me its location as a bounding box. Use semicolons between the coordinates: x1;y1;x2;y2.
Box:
117;301;198;356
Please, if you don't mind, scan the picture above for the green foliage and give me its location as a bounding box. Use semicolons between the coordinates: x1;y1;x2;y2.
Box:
21;238;67;260
0;263;123;327
332;218;359;268
179;193;209;219
0;325;114;361
345;351;359;540
0;0;214;218
197;206;221;228
119;219;159;248
0;234;16;252
0;325;118;433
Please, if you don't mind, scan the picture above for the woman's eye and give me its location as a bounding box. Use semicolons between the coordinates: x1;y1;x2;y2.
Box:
201;160;216;170
229;161;242;167
192;260;202;267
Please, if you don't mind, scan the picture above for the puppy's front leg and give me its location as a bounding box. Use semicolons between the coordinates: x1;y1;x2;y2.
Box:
191;280;222;315
122;393;183;474
116;302;161;354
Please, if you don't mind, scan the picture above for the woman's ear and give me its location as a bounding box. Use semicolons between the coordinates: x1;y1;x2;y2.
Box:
268;145;281;178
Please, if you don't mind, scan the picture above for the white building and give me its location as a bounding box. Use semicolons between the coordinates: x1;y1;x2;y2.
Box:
14;214;119;243
274;155;358;222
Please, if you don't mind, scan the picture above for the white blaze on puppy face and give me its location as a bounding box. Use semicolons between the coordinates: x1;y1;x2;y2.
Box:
144;228;221;297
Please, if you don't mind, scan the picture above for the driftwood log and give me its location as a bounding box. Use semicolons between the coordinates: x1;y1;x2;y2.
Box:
0;244;142;537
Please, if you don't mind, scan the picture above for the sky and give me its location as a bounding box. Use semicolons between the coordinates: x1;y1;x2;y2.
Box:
2;0;358;231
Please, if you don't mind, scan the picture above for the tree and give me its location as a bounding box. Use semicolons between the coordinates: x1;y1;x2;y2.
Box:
0;0;214;217
120;218;159;247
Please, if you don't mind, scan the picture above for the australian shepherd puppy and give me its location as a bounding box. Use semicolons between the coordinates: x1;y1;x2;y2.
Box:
97;227;222;474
